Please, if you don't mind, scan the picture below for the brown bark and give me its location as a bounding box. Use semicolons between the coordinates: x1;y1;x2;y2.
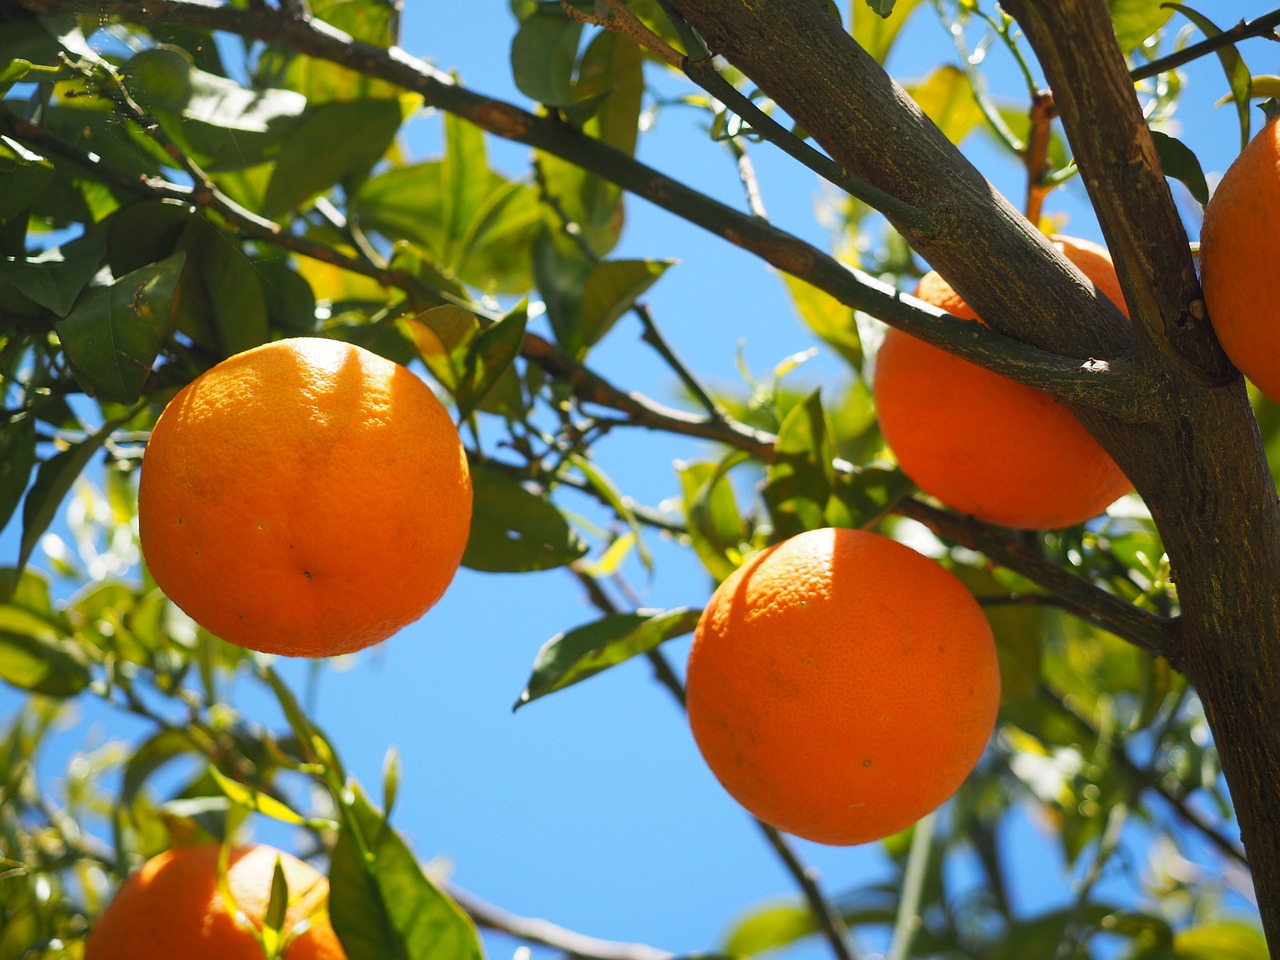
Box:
661;0;1280;945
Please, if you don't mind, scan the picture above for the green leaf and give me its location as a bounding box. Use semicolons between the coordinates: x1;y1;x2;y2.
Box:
533;230;593;353
852;0;923;63
0;229;107;316
177;222;270;356
55;252;184;403
905;65;986;146
123;47;307;172
722;899;818;957
458;300;528;420
255;0;401;103
462;465;587;573
401;305;481;395
1150;130;1209;205
862;0;896;15
678;452;751;583
0;628;91;698
0;415;37;535
18;417;122;574
825;466;913;530
0;135;55;223
568;454;653;574
580;259;672;352
121;728;201;810
515;607;700;709
764;388;834;540
356;151;542;292
208;766;306;825
329;783;483;960
1173;920;1269;960
511;4;584;106
263;99;404;218
1109;0;1174;54
263;858;289;957
1165;4;1252;151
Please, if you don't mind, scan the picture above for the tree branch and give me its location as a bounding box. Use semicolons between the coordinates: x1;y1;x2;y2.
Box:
1002;0;1231;385
16;0;1150;416
1130;9;1280;82
446;883;678;960
894;498;1177;661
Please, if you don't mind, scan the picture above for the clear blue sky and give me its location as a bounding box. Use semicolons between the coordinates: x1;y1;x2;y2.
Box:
1;2;1273;957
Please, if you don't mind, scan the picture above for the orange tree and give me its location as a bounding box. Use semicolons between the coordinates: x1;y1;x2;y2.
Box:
2;0;1279;957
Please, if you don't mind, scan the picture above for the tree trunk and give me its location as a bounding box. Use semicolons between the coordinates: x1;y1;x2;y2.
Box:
667;0;1280;947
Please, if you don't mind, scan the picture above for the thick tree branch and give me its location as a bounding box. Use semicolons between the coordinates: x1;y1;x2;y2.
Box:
16;0;1149;416
1002;0;1230;384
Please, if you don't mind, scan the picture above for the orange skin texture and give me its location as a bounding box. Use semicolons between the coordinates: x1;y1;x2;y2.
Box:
873;236;1134;529
1200;115;1280;403
83;843;345;960
138;338;472;657
685;528;1001;846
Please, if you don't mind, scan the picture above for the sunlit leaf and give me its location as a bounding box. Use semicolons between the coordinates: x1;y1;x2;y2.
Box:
678;452;751;583
905;65;986;146
852;0;922;64
510;4;584;107
458;300;528;420
329;782;483;960
515;606;700;709
764;388;834;540
263;99;404;218
0;136;54;223
1109;0;1174;54
781;272;863;369
1165;4;1252;151
1173;919;1269;959
722;899;817;957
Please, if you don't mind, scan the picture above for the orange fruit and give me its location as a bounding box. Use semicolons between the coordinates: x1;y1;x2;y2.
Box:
138;337;472;657
1199;114;1280;403
873;236;1133;529
84;842;345;959
685;527;1000;846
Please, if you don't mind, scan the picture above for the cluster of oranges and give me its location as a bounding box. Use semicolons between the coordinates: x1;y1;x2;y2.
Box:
98;111;1276;959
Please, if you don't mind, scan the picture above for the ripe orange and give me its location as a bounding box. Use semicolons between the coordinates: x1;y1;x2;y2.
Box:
84;843;345;960
1199;114;1280;403
138;337;472;658
685;527;1000;846
873;236;1133;529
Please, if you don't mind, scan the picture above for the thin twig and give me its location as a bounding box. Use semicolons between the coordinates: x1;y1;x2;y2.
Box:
530;156;726;420
1130;9;1280;82
895;498;1177;660
681;55;930;232
447;883;677;960
1022;90;1057;225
